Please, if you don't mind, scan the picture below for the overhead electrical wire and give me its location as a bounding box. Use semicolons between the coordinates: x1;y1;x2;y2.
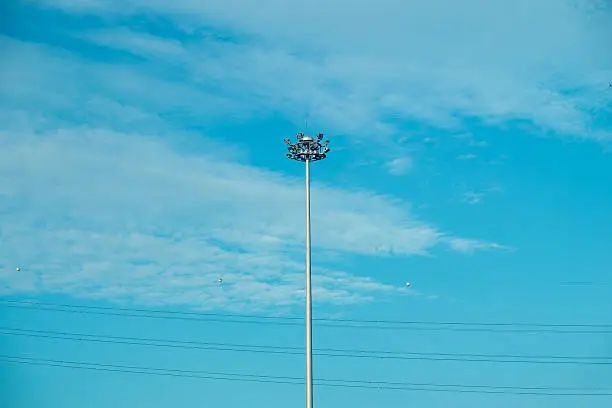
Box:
2;300;611;333
2;327;610;365
4;300;612;398
2;355;611;396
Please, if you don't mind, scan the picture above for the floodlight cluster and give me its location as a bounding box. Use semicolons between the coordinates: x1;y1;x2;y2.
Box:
284;133;330;162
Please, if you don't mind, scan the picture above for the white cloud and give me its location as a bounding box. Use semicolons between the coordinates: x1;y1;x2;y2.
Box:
459;185;502;205
35;0;612;140
462;192;484;205
0;127;392;309
446;238;511;254
83;28;185;58
385;157;413;176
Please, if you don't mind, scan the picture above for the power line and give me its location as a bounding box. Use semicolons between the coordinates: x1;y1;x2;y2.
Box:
6;299;610;327
2;355;611;396
2;327;611;365
1;299;305;321
3;300;611;333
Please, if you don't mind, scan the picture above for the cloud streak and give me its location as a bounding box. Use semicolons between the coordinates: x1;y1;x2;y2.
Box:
36;0;612;140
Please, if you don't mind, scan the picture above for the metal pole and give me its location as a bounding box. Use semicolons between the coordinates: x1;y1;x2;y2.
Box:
284;133;329;408
305;158;313;408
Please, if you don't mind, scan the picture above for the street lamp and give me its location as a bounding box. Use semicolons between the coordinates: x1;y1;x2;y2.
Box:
285;132;330;408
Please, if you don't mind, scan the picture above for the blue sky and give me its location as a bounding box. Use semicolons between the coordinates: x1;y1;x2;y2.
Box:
1;0;611;407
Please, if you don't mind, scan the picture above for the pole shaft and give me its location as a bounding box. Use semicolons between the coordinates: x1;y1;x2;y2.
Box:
305;159;313;408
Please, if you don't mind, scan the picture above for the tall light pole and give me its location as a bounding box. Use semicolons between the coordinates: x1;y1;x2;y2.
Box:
285;133;330;408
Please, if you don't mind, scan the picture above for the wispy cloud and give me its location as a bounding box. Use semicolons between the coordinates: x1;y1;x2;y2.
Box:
460;185;503;205
446;238;512;254
385;157;413;175
454;133;490;147
457;154;477;161
462;192;484;205
0;128;386;308
36;0;612;140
